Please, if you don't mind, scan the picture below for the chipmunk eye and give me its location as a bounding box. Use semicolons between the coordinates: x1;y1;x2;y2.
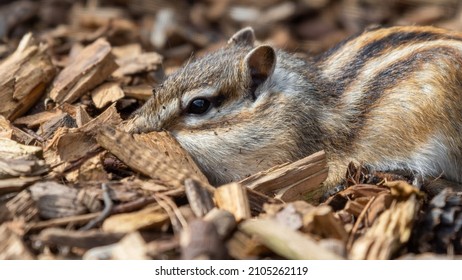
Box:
187;98;211;114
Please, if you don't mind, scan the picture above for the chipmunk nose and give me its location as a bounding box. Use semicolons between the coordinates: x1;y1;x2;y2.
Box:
128;115;162;133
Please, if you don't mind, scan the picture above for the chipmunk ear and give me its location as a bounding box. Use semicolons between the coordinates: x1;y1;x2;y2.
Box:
228;27;255;46
244;45;276;98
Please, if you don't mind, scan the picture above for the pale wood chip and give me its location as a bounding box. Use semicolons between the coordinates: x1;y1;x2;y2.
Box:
239;219;342;260
49;38;118;104
102;204;169;233
240;151;328;202
215;182;251;222
0;224;34;260
0;33;55;121
91;82;125;109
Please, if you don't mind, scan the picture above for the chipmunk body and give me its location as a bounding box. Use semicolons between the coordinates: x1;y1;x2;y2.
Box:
132;26;462;188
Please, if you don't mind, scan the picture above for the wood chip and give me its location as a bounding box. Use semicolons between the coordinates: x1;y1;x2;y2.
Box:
111;232;148;260
133;131;209;184
91;82;125;109
122;84;153;101
349;195;420;260
310;205;348;241
383;180;423;198
75;105;92;127
0;224;34;260
0;33;55;121
203;208;236;239
274;203;304;230
226;231;266;260
43;105;121;174
79;104;122;134
0;158;48;179
344;199;368;217
45;129;95;164
366;193;393;223
113;52;163;77
184;178;214;217
270;202;347;241
214;183;251;222
38;112;76;140
240;150;328;202
246;187;282;216
49;38;118;104
145;237;180;258
239;219;342;260
0;204;12;223
37;227;125;249
102;204;169;233
0;115;13;138
29;181;88;219
0;176;40;195
180;219;227;259
5;190;39;222
97;126;210;189
0;138;42;160
75;152;109;182
111;44;142;59
13;108;65;128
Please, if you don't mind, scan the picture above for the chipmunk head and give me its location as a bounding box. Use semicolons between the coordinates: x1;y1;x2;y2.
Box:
133;27;320;185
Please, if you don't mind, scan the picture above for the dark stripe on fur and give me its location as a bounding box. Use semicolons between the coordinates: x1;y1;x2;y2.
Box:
332;31;456;95
351;46;459;137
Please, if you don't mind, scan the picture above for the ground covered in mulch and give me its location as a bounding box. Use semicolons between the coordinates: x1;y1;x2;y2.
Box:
0;0;461;260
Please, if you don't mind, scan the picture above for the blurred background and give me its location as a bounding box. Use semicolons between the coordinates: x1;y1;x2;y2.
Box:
1;0;461;71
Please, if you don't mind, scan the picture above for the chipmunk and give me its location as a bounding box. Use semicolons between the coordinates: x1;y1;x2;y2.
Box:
130;25;462;189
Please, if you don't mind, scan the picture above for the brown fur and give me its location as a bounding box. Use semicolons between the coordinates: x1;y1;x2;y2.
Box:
132;26;462;188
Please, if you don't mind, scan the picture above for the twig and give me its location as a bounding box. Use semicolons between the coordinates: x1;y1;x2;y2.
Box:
27;213;100;232
27;187;185;232
21;127;45;143
346;196;376;250
154;193;187;234
112;196;157;214
158;193;188;228
111;187;185;214
79;183;113;231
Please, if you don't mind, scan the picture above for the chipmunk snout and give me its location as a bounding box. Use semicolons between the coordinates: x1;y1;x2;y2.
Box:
129;114;163;133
